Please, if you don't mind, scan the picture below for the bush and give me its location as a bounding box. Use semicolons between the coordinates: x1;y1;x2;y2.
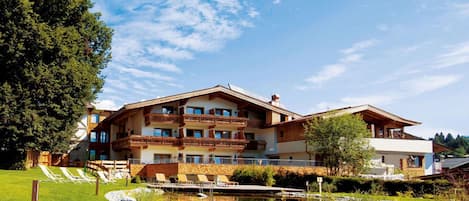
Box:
238;168;453;197
231;166;276;186
131;175;142;184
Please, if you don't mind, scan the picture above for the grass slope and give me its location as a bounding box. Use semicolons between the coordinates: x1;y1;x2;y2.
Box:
0;167;146;201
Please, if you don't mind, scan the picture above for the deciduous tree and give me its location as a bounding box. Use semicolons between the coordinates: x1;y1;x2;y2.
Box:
304;112;374;176
0;0;112;169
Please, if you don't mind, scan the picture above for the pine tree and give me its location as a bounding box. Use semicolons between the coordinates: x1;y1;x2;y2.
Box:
0;0;112;169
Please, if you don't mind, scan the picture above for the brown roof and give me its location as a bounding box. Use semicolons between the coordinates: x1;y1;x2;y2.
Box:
105;85;302;121
271;104;421;126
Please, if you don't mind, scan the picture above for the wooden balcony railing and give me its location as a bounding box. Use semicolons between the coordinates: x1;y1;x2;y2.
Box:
180;137;249;150
182;114;248;127
112;135;178;150
144;113;180;126
112;135;249;151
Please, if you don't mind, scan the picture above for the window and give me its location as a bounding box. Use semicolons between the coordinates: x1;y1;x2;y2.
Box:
215;108;231;117
89;150;96;160
99;154;108;160
280;114;287;122
186;155;203;164
100;131;108;143
215;131;231;139
245;133;255;140
408;155;422;168
162;106;174;114
213;156;230;164
186;107;204;115
154;154;171;164
187;129;203;138
90;131;97;143
91;114;100;123
153;128;172;137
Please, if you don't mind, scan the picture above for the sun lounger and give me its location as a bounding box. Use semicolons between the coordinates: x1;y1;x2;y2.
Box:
38;164;65;182
216;175;238;186
60;167;87;183
97;171;116;184
196;174;215;185
155;173;170;184
77;169;96;183
177;174;193;184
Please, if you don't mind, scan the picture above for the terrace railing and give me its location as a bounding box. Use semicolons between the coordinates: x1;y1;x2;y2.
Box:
128;157;322;167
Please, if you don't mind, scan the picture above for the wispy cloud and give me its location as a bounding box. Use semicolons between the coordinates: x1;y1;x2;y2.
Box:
305;64;346;84
93;99;120;111
93;0;257;105
402;75;462;94
434;41;469;68
273;0;281;5
300;39;377;88
340;39;379;55
313;73;462;113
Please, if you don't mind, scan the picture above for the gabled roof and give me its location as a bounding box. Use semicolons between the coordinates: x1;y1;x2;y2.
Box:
272;104;421;126
441;158;469;169
106;85;302;121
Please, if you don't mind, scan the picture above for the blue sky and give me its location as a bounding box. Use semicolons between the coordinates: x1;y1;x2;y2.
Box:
92;0;469;139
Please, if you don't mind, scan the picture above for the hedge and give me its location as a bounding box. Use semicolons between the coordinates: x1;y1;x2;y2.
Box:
232;168;453;197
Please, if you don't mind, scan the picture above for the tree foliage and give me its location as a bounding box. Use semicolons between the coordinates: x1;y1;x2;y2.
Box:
304;112;374;176
0;0;112;169
432;132;469;157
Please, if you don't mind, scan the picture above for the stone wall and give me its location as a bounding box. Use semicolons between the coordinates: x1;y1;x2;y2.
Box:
136;162;327;181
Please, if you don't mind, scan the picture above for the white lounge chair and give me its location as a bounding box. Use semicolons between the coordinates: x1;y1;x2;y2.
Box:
60;167;87;183
38;164;65;183
77;169;95;182
97;171;116;184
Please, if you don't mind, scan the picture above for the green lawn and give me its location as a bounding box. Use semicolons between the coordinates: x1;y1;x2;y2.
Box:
0;167;148;201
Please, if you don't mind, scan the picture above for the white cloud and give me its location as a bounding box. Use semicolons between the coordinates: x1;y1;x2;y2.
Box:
340;54;362;63
273;0;281;5
340;39;379;55
147;46;193;60
305;64;346;84
93;100;120;111
434;41;469;68
138;59;182;73
96;0;257;103
402;75;462;94
115;65;174;81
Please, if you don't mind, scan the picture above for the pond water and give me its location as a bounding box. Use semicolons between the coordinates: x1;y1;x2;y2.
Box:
160;193;316;201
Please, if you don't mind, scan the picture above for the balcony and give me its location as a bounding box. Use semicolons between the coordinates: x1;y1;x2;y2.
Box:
112;135;178;150
144;113;180;126
245;140;267;151
182;114;248;127
180;137;249;151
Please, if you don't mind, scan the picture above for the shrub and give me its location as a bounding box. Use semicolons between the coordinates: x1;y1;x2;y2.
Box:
132;175;142;184
231;166;276;186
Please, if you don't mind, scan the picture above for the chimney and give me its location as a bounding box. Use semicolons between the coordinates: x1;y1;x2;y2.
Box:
270;94;280;107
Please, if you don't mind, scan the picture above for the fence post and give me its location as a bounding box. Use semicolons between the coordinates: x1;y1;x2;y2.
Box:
31;180;39;201
95;177;100;196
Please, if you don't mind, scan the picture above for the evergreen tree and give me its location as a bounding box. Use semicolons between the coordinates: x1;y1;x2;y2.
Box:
0;0;112;169
304;112;374;176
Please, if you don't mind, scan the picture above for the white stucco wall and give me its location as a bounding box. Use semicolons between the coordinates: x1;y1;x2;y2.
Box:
368;138;433;153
